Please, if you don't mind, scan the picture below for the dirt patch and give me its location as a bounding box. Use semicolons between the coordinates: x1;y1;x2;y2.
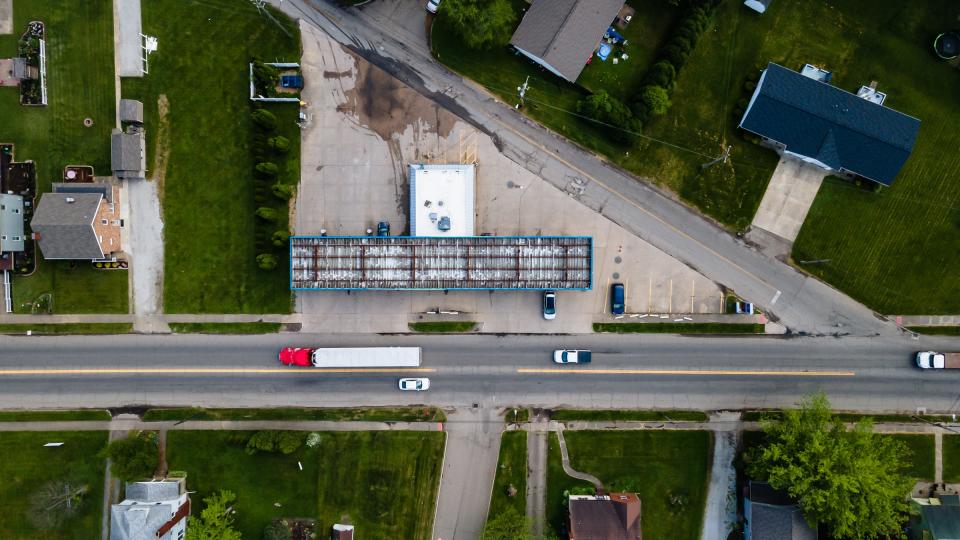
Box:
323;69;352;79
342;49;456;142
152;94;171;199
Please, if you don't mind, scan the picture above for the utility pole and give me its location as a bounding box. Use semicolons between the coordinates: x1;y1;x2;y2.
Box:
700;145;732;170
250;0;292;38
516;76;530;109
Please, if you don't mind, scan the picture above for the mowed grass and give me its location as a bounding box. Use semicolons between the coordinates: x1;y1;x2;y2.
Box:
487;431;527;518
943;435;960;483
884;434;934;480
122;1;300;313
168;322;282;334
0;0;128;313
0;323;131;334
547;430;712;540
142;406;447;422
788;1;960;314
0;431;107;539
167;430;445;539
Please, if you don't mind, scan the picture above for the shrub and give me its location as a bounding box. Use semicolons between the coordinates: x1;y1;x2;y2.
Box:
272;230;290;247
256;253;279;270
267;135;290;153
666;36;693;54
252;60;280;97
245;430;304;454
263;521;292;540
639;86;671;116
744;80;757;92
255;162;279;178
577;90;640;143
101;431;158;481
644;61;676;88
256;207;279;221
660;44;690;69
251;109;278;131
271;182;293;200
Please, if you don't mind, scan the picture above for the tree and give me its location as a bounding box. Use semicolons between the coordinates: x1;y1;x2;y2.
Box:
577;90;639;142
27;480;89;530
255;162;279;178
440;0;516;50
256;253;278;270
255;207;279;221
639;85;671;116
252;60;280;96
644;61;676;88
101;431;158;481
186;490;242;540
271;182;293;200
267;135;290;154
251;109;278;131
482;507;532;540
245;430;303;454
272;230;290;247
749;393;913;540
263;520;292;540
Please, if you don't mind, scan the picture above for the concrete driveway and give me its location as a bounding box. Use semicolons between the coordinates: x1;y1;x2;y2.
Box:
750;157;828;242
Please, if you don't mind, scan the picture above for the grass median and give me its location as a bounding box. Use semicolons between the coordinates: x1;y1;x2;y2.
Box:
0;410;111;422
168;322;282;334
593;322;764;334
550;409;708;422
141;407;447;423
487;431;527;519
408;321;477;333
0;323;132;335
907;326;960;336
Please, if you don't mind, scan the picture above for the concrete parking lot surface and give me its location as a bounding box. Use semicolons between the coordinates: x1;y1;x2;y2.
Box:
0;0;12;35
751;157;827;242
294;21;722;334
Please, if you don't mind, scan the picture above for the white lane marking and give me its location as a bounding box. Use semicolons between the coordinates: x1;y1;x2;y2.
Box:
771;290;782;305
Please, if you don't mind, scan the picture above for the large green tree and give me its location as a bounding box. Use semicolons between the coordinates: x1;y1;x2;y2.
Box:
749;393;913;540
482;507;532;540
102;431;158;481
440;0;516;50
186;490;242;540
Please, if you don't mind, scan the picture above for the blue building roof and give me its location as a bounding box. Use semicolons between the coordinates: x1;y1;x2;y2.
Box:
739;63;920;185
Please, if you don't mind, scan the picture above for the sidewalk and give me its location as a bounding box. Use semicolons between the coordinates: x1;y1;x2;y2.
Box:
895;315;960;327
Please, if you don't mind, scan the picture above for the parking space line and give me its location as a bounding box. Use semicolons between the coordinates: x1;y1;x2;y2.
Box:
517;368;855;377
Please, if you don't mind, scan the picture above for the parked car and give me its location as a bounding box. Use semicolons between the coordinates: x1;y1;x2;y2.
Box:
610;283;625;315
377;221;390;237
399;377;431;391
542;290;557;320
426;0;441;14
553;350;592;364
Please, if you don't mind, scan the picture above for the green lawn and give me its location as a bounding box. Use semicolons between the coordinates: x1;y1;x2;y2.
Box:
408;321;477;332
121;2;300;313
0;431;107;539
885;434;934;480
548;430;712;539
169;431;446;539
551;409;708;422
908;326;960;336
168;322;282;334
487;431;527;519
545;432;592;532
142;406;447;422
0;323;131;334
0;0;128;313
593;322;765;334
943;435;960;483
0;410;111;421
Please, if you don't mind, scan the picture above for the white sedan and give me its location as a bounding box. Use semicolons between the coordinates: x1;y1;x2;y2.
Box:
426;0;441;14
399;377;431;391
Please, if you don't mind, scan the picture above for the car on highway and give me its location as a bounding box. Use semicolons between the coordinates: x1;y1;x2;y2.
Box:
426;0;441;14
553;350;591;364
543;290;557;320
399;377;431;391
610;283;625;315
278;347;312;366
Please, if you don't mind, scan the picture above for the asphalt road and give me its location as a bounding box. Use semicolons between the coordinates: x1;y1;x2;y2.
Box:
3;333;960;413
271;0;895;337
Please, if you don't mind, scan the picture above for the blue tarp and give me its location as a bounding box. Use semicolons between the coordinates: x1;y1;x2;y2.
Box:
604;26;625;43
597;43;613;61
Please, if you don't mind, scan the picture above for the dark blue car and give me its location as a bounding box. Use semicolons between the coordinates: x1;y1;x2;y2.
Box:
610;283;625;315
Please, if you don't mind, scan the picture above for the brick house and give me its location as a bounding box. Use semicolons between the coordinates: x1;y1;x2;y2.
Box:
31;182;123;260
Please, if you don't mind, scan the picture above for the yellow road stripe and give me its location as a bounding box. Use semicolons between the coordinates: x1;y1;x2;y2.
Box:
0;367;436;376
518;368;855;377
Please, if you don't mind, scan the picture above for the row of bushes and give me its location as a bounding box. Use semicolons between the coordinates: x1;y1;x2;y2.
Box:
250;107;294;271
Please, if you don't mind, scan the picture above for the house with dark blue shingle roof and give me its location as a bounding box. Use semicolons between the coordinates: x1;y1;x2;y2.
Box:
739;63;920;186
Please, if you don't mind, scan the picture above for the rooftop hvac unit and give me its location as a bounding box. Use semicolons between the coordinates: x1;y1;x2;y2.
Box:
438;216;451;231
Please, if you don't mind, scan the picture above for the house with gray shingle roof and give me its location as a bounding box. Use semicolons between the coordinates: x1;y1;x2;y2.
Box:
110;478;190;540
745;481;817;540
509;0;624;83
739;62;920;186
31;183;124;260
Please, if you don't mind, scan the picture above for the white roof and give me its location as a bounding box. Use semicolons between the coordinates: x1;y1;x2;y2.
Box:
409;164;475;237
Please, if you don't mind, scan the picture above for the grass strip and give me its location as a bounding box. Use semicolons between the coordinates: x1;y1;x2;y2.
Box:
943;435;960;483
0;323;132;335
142;407;447;423
487;431;527;519
551;409;708;422
907;326;960;336
168;322;282;334
743;411;958;424
0;410;112;422
408;321;477;333
885;434;934;480
593;322;764;334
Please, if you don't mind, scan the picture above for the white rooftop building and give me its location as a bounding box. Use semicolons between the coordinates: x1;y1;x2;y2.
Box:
408;164;475;237
110;479;190;540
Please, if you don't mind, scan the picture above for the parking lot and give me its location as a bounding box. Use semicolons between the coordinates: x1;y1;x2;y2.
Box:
293;21;722;333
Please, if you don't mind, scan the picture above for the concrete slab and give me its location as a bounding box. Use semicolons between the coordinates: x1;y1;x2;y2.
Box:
127;179;166;332
0;0;11;35
751;157;827;242
115;0;143;77
294;21;723;334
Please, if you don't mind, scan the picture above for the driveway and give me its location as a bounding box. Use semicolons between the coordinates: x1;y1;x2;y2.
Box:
750;157;828;242
126;179;165;331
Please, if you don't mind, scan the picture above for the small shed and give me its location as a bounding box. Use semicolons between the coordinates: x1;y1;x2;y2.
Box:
119;99;144;124
744;0;774;13
332;524;354;540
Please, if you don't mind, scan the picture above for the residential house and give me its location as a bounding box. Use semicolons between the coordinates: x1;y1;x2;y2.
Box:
569;492;642;540
332;523;355;540
110;478;190;540
509;0;624;83
111;128;146;180
739;62;920;186
744;0;774;14
0;193;25;253
30;182;123;260
912;495;960;540
744;481;817;540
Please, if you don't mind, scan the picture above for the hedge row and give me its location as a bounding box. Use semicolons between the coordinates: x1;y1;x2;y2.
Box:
250;107;293;271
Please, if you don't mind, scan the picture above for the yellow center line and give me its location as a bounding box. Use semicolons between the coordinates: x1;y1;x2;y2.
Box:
0;368;437;376
518;368;855;377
